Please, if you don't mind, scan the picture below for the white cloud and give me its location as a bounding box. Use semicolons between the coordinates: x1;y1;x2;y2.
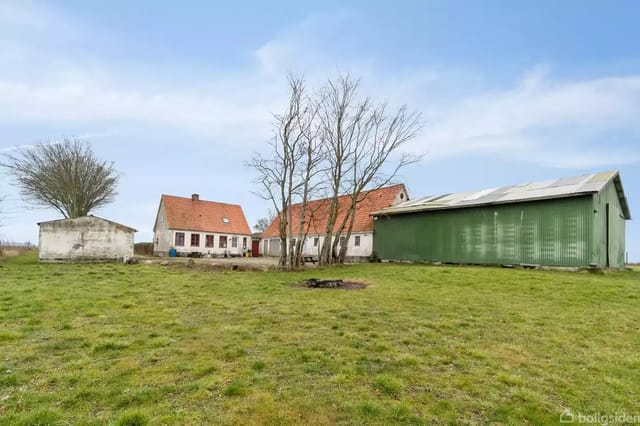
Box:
1;3;639;171
0;79;281;145
254;11;357;77
412;72;640;168
0;1;67;33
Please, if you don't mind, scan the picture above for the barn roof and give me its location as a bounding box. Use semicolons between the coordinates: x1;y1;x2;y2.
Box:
160;194;251;235
373;171;631;219
37;215;137;232
262;184;406;238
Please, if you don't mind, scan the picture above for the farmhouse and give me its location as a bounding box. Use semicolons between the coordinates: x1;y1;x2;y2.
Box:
372;171;631;268
261;184;408;260
38;215;136;262
153;194;251;257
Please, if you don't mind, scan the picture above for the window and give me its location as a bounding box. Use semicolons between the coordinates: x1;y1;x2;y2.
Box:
242;237;247;249
339;236;346;247
313;237;319;247
219;236;227;248
205;235;214;248
175;232;185;246
354;235;361;246
191;233;200;247
222;217;230;224
231;236;238;248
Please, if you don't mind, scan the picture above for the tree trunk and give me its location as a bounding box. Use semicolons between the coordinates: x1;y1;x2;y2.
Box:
319;192;340;266
337;205;358;262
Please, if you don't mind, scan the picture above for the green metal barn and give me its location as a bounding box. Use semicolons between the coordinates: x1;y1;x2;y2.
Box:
372;171;631;268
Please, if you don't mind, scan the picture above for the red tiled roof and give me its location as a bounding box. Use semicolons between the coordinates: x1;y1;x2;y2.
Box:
160;195;251;235
261;184;406;238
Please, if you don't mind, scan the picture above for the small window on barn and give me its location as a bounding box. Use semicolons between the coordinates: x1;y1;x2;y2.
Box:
314;237;319;247
242;237;247;249
175;232;185;246
354;236;361;246
219;236;228;248
339;236;346;247
231;236;238;248
222;217;230;224
205;235;214;248
191;233;200;247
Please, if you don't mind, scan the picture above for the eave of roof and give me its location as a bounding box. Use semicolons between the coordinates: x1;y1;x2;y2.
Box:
612;173;632;220
37;215;137;232
373;171;631;219
372;192;596;216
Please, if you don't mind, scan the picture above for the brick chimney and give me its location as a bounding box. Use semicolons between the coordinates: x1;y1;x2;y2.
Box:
191;194;199;201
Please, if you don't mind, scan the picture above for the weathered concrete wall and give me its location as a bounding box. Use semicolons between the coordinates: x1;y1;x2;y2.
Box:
39;216;134;262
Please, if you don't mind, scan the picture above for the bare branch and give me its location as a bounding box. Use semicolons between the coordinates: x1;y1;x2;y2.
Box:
317;75;423;265
0;137;120;218
247;74;324;269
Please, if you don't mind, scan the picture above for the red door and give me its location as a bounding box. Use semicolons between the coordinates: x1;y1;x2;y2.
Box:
252;240;260;257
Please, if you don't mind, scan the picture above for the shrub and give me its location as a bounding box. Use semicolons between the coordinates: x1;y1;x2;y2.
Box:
374;374;404;397
116;411;149;426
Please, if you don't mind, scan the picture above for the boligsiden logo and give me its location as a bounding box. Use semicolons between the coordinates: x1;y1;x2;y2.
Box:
560;409;574;423
559;409;640;425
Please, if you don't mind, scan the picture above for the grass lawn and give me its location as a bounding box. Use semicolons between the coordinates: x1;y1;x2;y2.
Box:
1;253;639;425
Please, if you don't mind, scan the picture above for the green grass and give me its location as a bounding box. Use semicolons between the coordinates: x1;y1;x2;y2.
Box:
1;252;639;424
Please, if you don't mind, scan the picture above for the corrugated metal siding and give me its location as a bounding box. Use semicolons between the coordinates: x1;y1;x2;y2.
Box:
373;196;594;267
592;181;626;268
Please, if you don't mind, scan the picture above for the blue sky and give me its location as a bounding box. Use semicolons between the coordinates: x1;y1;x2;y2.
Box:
1;0;639;261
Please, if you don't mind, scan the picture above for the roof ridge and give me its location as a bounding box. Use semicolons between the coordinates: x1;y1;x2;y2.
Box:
284;184;405;209
261;184;405;237
162;194;242;207
373;170;627;217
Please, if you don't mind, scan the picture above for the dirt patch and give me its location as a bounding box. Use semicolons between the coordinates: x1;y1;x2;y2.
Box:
138;256;279;271
164;259;275;272
301;278;368;290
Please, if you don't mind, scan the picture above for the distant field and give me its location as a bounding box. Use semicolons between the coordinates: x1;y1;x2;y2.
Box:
0;246;35;258
1;253;639;425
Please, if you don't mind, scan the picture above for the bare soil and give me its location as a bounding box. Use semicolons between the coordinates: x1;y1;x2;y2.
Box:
300;278;368;290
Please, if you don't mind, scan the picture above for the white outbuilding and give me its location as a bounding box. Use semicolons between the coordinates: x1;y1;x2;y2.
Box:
38;215;136;262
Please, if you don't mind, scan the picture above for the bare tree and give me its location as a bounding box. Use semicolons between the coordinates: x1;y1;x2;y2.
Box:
248;147;289;267
1;138;120;219
248;75;322;269
290;91;325;269
253;212;275;233
250;74;422;268
318;75;422;265
316;76;363;265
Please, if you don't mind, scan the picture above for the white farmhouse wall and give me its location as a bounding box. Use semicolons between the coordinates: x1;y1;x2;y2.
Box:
262;232;372;260
39;217;134;262
153;202;172;255
166;230;251;257
263;238;280;257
